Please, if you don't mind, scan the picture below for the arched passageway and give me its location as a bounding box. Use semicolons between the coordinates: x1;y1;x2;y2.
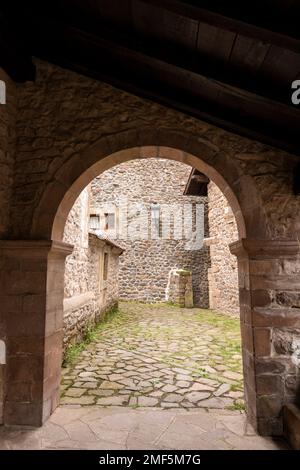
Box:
1;132;299;440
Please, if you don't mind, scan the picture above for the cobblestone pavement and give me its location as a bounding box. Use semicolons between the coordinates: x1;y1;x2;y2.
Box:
61;302;244;410
0;407;288;450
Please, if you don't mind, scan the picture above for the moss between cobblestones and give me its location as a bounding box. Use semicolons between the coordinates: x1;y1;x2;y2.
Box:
62;304;120;367
226;401;246;412
61;301;244;409
195;309;241;331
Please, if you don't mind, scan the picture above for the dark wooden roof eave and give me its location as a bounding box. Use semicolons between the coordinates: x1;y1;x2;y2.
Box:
1;0;300;157
184;169;209;196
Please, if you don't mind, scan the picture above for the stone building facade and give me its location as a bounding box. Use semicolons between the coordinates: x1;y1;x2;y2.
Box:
0;59;300;439
207;183;239;316
90;158;210;306
90;158;239;314
63;188;123;349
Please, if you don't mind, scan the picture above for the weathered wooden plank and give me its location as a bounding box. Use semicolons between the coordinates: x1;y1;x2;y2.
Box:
131;0;199;48
196;23;236;63
260;46;300;85
229;35;271;75
26;17;300;154
141;0;300;53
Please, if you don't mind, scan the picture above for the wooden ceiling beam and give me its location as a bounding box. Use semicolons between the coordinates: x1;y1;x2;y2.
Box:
13;10;298;107
26;18;300;156
5;4;297;106
141;0;300;54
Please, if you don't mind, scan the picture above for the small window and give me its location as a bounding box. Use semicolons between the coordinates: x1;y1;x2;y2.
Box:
89;214;100;230
103;252;109;281
0;80;6;104
151;203;161;237
104;213;115;230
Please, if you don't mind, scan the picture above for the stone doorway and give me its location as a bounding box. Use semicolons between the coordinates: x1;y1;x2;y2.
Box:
55;154;257;449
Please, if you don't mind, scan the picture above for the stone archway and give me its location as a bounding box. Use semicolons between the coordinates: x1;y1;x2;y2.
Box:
1;129;299;439
30;127;265;240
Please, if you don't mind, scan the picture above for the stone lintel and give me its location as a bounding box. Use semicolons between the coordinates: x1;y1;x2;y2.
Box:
230;238;300;259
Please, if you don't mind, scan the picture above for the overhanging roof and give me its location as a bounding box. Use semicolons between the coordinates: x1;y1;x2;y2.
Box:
184;169;209;196
1;1;300;156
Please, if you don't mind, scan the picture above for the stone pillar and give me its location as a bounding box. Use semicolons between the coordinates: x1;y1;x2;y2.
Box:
167;269;193;308
0;240;73;426
230;239;300;436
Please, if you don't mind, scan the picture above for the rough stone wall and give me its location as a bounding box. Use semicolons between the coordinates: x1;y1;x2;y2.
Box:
207;182;239;316
0;68;17;424
88;234;120;316
63;189;120;349
91;158;210;306
63;188;90;298
0;69;16;238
